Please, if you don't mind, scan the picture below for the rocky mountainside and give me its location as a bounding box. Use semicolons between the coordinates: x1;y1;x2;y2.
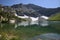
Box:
0;3;60;17
11;3;60;17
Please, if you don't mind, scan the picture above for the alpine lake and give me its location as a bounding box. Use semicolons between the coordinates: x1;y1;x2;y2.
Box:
0;21;60;40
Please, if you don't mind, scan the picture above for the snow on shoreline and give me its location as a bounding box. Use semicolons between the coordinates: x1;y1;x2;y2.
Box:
15;13;49;21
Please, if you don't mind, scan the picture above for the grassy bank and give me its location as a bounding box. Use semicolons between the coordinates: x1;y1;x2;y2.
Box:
48;12;60;21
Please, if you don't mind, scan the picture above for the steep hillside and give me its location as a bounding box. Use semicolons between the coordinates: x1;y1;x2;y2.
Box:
11;3;60;17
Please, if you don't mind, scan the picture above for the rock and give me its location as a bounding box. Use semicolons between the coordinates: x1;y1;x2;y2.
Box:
9;19;16;24
0;35;2;37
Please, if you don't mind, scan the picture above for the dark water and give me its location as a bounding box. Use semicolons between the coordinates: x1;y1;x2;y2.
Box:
32;33;60;40
0;21;60;40
14;21;60;28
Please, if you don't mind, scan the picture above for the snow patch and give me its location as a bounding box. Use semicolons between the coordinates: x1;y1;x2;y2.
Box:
41;16;49;19
30;17;38;21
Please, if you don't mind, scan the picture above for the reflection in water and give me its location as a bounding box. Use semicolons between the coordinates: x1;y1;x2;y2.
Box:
14;21;60;28
14;20;49;28
0;23;3;28
0;21;60;40
1;21;60;29
40;21;49;26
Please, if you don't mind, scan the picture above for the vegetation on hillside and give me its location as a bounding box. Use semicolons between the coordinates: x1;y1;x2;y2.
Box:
49;12;60;21
0;10;26;23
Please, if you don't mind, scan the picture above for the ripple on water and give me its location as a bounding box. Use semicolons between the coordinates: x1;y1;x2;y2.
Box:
32;33;60;40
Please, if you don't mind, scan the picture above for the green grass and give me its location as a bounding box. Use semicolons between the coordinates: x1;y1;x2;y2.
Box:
0;23;60;40
49;12;60;21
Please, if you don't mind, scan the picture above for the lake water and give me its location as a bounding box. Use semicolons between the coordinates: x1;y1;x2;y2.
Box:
0;21;60;28
15;21;60;28
32;33;60;40
0;21;60;40
14;20;49;28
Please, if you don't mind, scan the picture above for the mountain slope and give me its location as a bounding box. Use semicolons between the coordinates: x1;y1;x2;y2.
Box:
11;4;60;17
49;12;60;21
